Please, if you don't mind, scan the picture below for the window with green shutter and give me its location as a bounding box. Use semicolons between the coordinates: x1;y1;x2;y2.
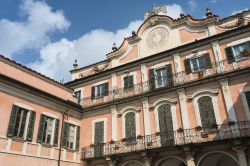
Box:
7;105;35;141
92;82;109;99
125;112;136;143
123;75;134;90
62;122;80;150
37;114;57;145
185;53;212;73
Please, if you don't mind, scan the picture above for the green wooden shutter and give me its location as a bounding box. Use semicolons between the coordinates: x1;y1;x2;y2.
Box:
37;114;46;143
26;111;36;141
124;76;128;90
91;86;95;100
104;83;109;96
149;69;155;90
75;126;80;151
166;64;173;86
53;119;59;146
225;47;235;63
129;75;134;88
7;105;19;138
204;53;212;69
184;59;192;74
62;122;69;148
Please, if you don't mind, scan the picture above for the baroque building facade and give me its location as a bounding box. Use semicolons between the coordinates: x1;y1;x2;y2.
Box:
0;7;250;166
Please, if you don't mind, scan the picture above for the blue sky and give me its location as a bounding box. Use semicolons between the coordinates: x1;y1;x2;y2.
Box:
0;0;249;81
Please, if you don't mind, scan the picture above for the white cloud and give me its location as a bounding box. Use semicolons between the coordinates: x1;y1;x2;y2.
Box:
29;20;143;81
188;0;197;10
231;8;249;15
0;0;70;57
29;3;184;82
159;4;184;19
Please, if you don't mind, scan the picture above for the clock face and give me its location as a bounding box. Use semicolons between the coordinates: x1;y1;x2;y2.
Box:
146;27;169;49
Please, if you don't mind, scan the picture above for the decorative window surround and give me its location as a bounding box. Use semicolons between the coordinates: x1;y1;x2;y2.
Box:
91;118;107;143
226;37;250;47
121;71;137;90
186;50;208;59
42;112;59;119
64;119;80;126
120;106;141;138
211;41;223;62
188;89;222;126
239;86;250;120
14;102;33;111
149;61;170;69
92;80;108;87
153;98;178;132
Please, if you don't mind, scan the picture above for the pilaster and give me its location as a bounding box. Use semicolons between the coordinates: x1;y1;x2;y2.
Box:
111;105;118;141
232;141;248;166
141;64;149;92
142;97;151;136
219;79;237;122
112;73;117;90
184;147;196;166
177;89;190;129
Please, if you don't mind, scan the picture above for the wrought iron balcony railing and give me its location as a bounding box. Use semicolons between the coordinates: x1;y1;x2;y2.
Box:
81;121;250;160
80;56;250;108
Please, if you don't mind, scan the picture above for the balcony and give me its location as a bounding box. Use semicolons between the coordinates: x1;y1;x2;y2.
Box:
81;121;250;160
80;56;250;108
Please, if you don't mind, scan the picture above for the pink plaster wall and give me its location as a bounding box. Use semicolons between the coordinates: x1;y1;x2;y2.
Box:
179;28;206;44
119;46;138;64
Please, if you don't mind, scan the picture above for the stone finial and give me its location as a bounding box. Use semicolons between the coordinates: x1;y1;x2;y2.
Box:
206;8;213;17
73;59;78;69
180;13;185;18
132;31;136;37
112;42;117;51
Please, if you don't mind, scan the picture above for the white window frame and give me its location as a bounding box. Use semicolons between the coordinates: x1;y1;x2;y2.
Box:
120;106;140;139
13;103;33;140
190;56;206;72
91;118;107;144
154;66;168;88
153;98;178;132
189;89;221;127
41;112;58;145
240;87;250;121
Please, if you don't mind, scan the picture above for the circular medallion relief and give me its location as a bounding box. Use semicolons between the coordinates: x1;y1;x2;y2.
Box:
146;27;169;49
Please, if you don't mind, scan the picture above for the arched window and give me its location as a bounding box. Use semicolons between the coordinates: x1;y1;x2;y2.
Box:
158;104;174;145
198;96;216;129
125;112;136;142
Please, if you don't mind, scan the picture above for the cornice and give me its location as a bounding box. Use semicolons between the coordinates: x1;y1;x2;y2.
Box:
65;24;250;88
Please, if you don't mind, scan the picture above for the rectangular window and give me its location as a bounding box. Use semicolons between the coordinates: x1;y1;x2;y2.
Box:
66;124;76;149
95;84;105;97
155;67;168;88
42;116;54;144
232;42;250;59
91;82;108;99
13;108;29;139
190;56;206;72
245;91;250;112
74;90;81;104
123;75;134;90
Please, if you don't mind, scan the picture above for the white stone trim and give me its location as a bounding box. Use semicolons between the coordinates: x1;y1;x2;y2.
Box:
142;98;151;135
111;105;118;141
153;98;178;132
140;63;148;82
239;86;250;120
211;41;223;62
14;102;33;111
92;80;108;87
149;61;170;69
121;107;141;138
226;37;250;47
42;112;59;119
23;111;31;140
65;119;80;126
177;89;190;129
111;73;117;89
186;50;208;59
74;87;84;99
190;90;222;126
220;79;237;121
91;118;107;143
121;71;137;90
173;53;182;73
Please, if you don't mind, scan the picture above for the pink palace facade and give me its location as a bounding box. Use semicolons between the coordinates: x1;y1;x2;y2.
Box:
1;7;250;166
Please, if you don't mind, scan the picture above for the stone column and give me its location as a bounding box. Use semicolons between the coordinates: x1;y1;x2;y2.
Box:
141;63;149;92
142;98;151;136
233;146;248;166
184;147;196;166
173;53;183;84
177;89;190;129
219;79;237;122
111;105;118;141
